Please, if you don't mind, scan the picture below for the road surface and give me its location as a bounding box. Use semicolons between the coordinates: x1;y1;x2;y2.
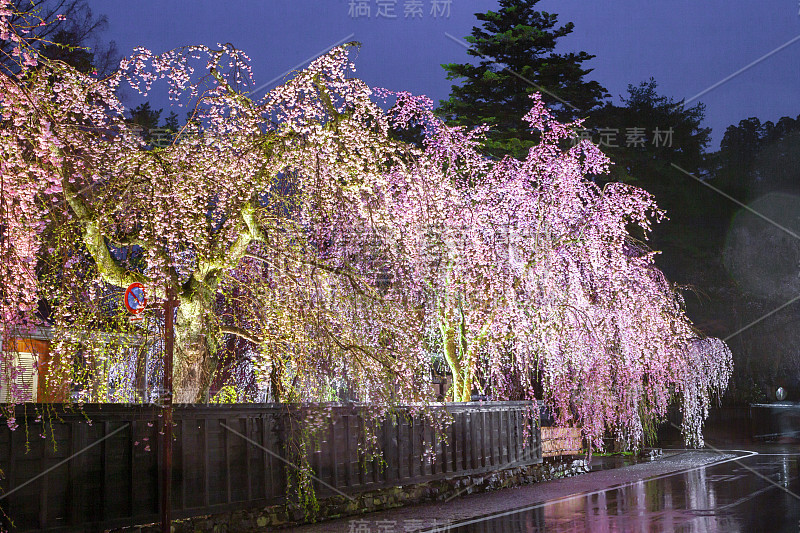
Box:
294;445;800;532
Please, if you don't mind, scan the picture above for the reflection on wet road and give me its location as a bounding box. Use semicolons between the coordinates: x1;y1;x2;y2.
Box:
434;448;800;533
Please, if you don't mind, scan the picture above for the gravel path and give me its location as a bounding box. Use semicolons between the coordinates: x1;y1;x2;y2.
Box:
290;450;739;532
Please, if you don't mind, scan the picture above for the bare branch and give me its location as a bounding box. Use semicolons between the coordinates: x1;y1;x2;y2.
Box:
63;179;148;287
220;325;262;345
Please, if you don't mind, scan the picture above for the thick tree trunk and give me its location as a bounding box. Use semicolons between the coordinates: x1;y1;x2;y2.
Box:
173;297;216;403
439;305;474;402
440;322;464;402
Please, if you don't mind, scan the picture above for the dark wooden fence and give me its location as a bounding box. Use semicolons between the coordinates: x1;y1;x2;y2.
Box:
0;402;541;532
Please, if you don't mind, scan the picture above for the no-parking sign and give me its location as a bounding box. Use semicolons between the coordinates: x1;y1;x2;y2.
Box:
124;282;147;315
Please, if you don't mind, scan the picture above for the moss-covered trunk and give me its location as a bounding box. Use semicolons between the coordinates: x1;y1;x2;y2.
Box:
173;296;216;403
439;304;474;402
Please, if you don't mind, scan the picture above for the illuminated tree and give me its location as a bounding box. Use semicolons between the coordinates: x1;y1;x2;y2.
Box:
1;3;731;448
381;91;732;447
1;0;432;402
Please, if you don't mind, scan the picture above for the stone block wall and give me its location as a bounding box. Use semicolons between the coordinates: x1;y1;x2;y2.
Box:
117;457;590;533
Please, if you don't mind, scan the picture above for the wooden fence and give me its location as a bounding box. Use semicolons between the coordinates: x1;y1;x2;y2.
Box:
0;402;541;532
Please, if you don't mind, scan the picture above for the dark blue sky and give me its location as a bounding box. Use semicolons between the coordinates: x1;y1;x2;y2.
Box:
90;0;800;150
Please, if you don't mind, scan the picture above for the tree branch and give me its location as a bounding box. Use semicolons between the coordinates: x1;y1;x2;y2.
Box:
244;249;387;303
220;325;263;345
63;178;148;287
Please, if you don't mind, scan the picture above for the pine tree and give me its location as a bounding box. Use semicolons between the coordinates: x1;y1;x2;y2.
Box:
127;102;162;132
588;78;711;189
163;111;181;133
438;0;608;159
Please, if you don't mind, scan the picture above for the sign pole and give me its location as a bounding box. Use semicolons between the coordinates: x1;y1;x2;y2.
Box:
161;286;177;533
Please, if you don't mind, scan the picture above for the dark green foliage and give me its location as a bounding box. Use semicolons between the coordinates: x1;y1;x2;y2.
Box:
38;29;95;72
707;114;800;404
163;111;181;133
711;115;800;203
438;0;608;159
586;79;719;270
588;79;710;184
127;102;162;132
126;104;185;146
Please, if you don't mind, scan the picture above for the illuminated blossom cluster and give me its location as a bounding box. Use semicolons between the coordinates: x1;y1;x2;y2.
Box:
0;5;731;448
371;92;732;447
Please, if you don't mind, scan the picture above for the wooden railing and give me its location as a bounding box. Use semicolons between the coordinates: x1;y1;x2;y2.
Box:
0;402;541;532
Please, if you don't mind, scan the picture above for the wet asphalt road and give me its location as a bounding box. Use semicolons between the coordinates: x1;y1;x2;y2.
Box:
431;447;800;533
295;446;800;533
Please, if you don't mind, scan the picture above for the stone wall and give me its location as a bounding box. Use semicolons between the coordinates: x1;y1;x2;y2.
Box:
117;457;589;533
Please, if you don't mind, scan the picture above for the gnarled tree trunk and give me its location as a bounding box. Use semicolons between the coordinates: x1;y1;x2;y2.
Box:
173;295;217;403
439;304;474;402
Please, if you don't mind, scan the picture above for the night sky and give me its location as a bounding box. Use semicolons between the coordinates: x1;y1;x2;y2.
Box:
89;0;800;149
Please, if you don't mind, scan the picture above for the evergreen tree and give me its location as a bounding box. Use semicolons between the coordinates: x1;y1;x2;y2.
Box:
588;80;721;318
126;102;161;136
710;115;800;202
163;111;180;133
708;114;800;404
438;0;608;159
588;79;710;184
587;79;716;244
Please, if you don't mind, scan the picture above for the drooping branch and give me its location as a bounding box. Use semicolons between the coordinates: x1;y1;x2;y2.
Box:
220;325;263;345
63;178;148;288
244;251;386;303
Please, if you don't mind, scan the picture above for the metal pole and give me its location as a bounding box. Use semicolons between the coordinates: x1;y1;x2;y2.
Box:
161;287;176;533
